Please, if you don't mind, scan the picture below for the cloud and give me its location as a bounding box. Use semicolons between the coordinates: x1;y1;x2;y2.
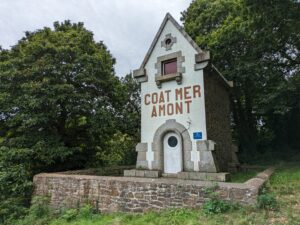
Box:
0;0;191;76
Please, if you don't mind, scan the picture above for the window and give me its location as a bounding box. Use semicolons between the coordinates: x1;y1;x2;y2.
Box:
168;136;178;148
162;58;177;75
155;51;184;88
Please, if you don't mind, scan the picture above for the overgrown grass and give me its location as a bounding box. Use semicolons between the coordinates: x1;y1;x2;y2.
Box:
11;162;300;225
230;170;259;183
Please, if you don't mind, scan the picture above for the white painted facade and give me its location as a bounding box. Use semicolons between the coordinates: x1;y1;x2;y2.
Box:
133;11;238;176
140;19;207;172
131;13;237;177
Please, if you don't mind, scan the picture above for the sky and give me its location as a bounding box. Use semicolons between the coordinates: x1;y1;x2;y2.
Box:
0;0;191;76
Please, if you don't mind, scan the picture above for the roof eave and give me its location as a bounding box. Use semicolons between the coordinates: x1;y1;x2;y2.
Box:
137;13;205;71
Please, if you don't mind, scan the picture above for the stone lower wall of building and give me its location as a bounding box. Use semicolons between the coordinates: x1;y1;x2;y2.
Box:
204;69;233;172
33;168;273;213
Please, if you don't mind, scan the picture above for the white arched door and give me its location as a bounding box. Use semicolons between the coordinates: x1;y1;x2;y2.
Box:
163;132;182;174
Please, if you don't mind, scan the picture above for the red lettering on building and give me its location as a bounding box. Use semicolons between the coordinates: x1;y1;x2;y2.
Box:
152;93;158;104
185;100;192;113
144;94;150;105
159;92;165;103
144;85;202;117
165;90;171;102
151;106;157;117
159;104;165;116
167;103;174;115
184;86;192;99
175;102;183;114
175;88;182;101
193;85;201;98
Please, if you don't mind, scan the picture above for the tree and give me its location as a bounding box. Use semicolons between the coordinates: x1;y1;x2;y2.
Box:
118;74;141;138
91;74;141;167
117;74;141;165
181;0;300;159
0;21;121;222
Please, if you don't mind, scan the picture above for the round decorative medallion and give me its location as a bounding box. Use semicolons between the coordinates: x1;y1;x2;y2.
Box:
168;136;178;148
161;33;177;51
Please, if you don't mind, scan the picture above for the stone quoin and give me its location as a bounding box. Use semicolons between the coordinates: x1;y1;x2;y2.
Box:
125;13;239;180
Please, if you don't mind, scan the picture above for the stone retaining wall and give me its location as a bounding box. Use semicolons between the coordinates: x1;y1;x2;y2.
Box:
33;168;274;213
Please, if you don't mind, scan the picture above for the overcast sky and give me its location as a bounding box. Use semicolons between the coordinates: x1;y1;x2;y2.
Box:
0;0;191;76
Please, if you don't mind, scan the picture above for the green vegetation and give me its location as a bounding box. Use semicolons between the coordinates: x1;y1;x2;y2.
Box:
182;0;300;160
202;183;235;215
0;0;299;224
230;168;265;183
10;162;300;225
202;199;233;215
0;21;140;223
230;171;257;183
257;192;278;211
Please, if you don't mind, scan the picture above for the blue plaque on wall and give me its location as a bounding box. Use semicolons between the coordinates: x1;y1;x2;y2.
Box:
193;132;202;140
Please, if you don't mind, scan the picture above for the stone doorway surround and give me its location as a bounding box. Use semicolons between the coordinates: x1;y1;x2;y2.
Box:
151;119;194;172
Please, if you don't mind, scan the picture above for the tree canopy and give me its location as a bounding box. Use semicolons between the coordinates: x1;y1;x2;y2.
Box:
0;21;139;222
182;0;300;158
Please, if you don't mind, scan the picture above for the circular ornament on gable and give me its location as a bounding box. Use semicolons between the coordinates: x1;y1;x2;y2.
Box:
161;34;177;51
165;38;172;46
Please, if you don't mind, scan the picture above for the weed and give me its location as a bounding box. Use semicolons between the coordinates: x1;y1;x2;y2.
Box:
12;196;52;225
28;196;51;218
202;183;237;215
78;204;94;219
257;186;278;210
257;193;278;210
202;199;232;215
61;208;78;221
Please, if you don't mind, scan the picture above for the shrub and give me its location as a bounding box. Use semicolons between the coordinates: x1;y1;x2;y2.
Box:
202;199;232;215
60;204;95;222
78;204;94;219
257;193;278;210
61;208;78;221
202;183;236;215
0;198;28;224
28;196;51;219
11;196;51;225
96;131;135;166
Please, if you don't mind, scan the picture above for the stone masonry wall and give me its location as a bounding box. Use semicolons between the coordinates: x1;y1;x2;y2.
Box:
204;69;232;172
33;168;273;213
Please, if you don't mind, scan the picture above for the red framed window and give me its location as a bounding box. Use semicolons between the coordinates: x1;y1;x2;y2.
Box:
162;58;177;75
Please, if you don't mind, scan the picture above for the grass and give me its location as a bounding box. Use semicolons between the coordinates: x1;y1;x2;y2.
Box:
13;162;300;225
230;170;260;183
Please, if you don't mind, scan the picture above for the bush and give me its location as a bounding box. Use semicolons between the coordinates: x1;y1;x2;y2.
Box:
28;196;51;219
96;131;136;166
60;204;95;222
202;199;232;215
61;208;78;221
78;204;94;219
202;183;236;215
0;198;28;224
12;196;51;225
257;193;278;210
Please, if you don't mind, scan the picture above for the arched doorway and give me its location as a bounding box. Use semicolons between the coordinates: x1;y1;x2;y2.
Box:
151;119;194;172
163;132;182;173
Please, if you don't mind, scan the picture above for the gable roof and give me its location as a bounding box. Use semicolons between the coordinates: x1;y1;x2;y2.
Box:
133;13;232;89
138;13;204;70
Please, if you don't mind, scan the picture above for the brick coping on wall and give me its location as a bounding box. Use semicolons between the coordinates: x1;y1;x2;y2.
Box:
33;168;274;213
